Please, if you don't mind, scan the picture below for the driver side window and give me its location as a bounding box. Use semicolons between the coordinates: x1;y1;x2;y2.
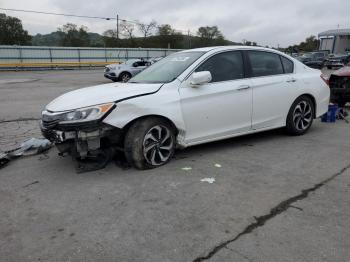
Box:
195;51;244;83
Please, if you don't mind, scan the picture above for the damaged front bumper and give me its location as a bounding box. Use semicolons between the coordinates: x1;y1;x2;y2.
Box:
40;120;123;172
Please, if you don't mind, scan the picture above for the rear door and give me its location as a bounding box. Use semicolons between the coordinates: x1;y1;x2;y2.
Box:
247;51;299;129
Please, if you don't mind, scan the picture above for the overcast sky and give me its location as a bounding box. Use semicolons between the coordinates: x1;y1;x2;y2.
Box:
1;0;349;47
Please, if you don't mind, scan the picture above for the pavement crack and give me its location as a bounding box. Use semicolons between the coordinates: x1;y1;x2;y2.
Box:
225;246;255;262
289;205;303;211
0;118;40;124
193;163;350;262
23;180;40;188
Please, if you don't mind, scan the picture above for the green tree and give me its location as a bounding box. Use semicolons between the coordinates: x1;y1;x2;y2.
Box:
157;24;176;36
197;26;223;40
285;35;319;53
0;13;31;45
195;26;226;47
58;23;90;47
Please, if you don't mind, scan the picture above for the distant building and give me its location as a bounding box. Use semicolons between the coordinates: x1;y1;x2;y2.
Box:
318;28;350;54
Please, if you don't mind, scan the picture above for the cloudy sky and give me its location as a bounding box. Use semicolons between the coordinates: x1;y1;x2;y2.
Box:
1;0;349;47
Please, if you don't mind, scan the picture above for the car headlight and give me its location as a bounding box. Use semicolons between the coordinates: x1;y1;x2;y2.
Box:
59;103;115;124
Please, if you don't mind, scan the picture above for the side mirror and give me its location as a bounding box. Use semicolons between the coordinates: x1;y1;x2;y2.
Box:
190;71;212;86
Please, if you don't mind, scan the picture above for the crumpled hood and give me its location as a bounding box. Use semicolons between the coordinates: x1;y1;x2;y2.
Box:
332;65;350;77
46;82;162;112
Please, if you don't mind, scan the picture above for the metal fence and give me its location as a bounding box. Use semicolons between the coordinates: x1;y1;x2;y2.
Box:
0;46;182;69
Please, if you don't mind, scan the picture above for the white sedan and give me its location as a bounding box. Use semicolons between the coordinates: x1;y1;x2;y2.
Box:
41;46;330;170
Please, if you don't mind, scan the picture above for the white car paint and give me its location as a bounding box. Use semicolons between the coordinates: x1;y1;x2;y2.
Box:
104;59;151;82
45;46;330;148
46;82;162;112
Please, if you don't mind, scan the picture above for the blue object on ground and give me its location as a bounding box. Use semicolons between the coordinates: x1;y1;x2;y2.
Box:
321;104;338;123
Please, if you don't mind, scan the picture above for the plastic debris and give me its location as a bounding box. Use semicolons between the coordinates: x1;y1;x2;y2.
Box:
214;163;222;168
0;138;52;169
200;178;215;184
181;167;192;171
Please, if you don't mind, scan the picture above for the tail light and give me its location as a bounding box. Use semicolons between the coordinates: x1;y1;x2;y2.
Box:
321;74;330;87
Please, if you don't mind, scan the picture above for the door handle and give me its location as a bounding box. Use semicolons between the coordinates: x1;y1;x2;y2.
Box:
237;85;251;91
286;78;297;83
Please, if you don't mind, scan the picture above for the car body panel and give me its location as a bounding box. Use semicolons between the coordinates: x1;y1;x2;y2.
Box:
46;82;162;112
331;64;350;77
179;77;253;144
328;65;350;105
43;46;330;149
104;59;153;81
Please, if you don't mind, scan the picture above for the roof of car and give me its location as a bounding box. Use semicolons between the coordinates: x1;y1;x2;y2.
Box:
319;28;350;37
181;45;279;53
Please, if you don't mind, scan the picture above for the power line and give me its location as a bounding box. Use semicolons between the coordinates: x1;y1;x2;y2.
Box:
0;7;195;35
0;7;116;20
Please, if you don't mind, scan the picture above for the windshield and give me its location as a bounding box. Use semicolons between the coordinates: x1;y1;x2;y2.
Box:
129;51;205;83
124;59;140;65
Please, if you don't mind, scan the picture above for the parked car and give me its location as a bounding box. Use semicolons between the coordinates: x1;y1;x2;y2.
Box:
324;63;350;107
104;59;152;82
41;46;329;170
297;51;328;69
324;54;350;70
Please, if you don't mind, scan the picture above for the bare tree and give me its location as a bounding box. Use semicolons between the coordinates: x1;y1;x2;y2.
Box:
138;20;157;39
120;21;135;39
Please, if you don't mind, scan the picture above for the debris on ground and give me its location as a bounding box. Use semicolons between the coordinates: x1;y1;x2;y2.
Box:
200;178;216;184
181;167;192;171
214;163;222;168
0;138;52;169
337;108;349;123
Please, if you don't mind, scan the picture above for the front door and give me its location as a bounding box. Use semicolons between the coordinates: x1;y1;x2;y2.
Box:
179;51;252;145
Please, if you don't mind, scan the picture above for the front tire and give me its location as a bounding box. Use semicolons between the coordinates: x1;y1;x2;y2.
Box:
286;96;314;136
124;117;176;170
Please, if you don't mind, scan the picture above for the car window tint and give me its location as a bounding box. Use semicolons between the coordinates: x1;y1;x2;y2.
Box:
281;56;294;73
195;51;244;82
248;51;284;77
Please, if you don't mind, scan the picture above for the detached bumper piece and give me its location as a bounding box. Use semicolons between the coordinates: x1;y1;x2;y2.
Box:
41;122;123;173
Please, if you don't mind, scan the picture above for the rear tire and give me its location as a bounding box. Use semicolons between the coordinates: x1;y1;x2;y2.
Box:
124;117;176;170
286;96;315;136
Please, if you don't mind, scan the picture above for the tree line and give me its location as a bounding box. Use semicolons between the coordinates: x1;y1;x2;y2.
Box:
0;13;244;49
1;12;319;52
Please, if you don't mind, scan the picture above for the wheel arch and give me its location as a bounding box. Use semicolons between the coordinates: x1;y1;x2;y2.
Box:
122;114;179;136
118;71;132;78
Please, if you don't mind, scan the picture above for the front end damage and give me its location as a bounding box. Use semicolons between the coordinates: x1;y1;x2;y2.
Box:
40;109;123;173
329;74;350;107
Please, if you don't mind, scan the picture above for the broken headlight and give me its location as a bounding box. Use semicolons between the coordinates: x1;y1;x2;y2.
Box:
59;103;115;124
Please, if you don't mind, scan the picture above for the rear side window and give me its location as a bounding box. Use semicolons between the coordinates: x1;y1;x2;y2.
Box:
281;56;294;73
248;51;284;77
196;51;244;82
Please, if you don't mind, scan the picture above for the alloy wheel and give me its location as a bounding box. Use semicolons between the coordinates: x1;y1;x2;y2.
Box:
293;100;313;131
142;125;174;166
121;74;131;82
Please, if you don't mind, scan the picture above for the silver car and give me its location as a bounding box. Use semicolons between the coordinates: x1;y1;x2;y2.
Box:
104;59;151;82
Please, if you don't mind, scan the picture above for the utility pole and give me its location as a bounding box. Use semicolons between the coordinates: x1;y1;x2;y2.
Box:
116;14;119;39
188;30;191;49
